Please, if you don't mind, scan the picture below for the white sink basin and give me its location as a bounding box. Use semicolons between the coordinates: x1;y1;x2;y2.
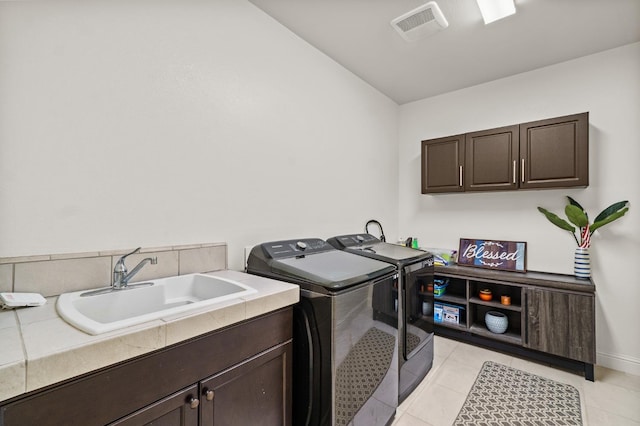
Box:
57;273;257;335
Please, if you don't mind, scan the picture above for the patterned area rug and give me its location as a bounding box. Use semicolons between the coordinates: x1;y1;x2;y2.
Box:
454;361;583;425
335;327;396;426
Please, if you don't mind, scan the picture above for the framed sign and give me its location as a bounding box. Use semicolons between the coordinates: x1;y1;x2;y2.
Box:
458;238;527;272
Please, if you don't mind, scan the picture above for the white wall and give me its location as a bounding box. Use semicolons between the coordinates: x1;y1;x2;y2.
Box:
0;0;399;270
399;42;640;375
1;0;638;376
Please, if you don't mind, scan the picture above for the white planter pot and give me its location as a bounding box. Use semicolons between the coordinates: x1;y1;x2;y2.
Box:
574;247;591;279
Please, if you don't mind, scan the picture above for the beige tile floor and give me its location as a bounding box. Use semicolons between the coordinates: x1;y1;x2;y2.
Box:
393;336;640;426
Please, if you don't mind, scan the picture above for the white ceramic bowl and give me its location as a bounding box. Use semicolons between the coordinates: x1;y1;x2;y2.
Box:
485;311;508;334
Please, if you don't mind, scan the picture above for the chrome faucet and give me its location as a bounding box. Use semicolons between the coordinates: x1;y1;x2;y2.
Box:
113;247;158;289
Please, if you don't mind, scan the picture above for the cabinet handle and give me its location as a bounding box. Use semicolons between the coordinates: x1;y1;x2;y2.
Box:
459;166;463;187
521;158;525;183
189;397;200;409
512;160;516;184
524;291;528;345
205;390;214;401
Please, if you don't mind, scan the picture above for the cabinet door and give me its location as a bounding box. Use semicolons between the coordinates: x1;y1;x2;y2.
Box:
465;125;519;191
109;385;199;426
421;135;465;193
524;288;595;363
0;309;293;426
200;342;292;426
519;112;589;189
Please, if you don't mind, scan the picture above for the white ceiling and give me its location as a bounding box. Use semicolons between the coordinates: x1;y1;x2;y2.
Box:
248;0;640;104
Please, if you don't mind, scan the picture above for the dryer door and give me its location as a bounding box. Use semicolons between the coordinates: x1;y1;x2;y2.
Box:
403;260;434;359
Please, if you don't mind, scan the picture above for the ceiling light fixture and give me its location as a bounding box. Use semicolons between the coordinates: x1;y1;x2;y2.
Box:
476;0;516;24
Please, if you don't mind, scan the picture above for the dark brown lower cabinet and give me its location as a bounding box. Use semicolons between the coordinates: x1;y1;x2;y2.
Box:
109;342;292;426
0;308;293;426
110;385;200;426
524;287;595;365
201;342;291;425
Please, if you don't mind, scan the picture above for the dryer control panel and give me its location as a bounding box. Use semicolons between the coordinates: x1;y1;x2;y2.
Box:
328;233;380;248
261;238;334;259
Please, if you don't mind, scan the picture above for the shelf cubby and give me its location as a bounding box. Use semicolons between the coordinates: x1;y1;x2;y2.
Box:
435;318;467;332
434;294;467;306
469;324;522;345
468;297;521;312
471;304;522;344
469;280;521;308
432;264;596;381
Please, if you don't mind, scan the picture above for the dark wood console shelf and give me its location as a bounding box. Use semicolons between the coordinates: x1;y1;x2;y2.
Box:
434;265;596;381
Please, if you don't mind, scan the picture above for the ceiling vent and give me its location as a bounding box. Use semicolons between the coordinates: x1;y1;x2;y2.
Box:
391;1;449;42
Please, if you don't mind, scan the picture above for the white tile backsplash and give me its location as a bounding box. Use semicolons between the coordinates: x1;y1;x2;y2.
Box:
110;250;179;283
178;245;226;275
3;243;227;297
15;257;111;297
0;264;12;293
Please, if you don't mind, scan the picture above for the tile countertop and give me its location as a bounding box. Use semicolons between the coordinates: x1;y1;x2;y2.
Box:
0;270;299;403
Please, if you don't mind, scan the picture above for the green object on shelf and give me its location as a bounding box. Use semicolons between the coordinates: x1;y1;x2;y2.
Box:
434;278;449;297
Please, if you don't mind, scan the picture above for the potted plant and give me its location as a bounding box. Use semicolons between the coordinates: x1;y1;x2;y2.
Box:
537;196;630;278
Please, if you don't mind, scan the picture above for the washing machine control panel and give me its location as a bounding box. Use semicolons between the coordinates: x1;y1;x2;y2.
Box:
330;234;380;248
261;238;333;259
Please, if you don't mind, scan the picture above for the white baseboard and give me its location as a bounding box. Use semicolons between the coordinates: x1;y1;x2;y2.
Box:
597;351;640;376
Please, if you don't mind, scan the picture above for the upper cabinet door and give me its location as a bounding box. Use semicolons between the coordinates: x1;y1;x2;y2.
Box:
519;112;589;189
421;135;465;193
465;125;519;192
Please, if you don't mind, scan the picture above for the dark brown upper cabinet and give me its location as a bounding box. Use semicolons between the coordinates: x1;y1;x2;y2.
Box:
519;113;589;189
421;112;589;194
465;125;519;191
421;134;465;193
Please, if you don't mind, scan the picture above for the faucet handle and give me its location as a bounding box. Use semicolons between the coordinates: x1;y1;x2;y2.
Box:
122;247;142;258
115;247;142;271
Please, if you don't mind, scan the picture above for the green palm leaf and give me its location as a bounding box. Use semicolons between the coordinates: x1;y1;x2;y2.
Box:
566;196;584;210
538;207;575;231
593;200;629;224
567;196;587;220
539;198;630;246
565;205;589;228
591;207;629;233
